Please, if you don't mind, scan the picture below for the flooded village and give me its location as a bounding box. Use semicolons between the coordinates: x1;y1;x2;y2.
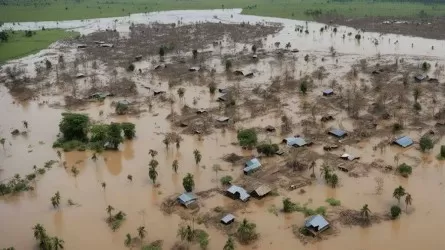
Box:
1;9;445;250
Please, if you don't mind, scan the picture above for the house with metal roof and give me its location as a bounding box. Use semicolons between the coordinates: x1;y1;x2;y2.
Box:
322;89;334;96
177;192;198;208
221;214;235;225
226;185;250;202
304;215;330;236
283;137;310;147
243;158;261;174
340;153;359;161
251;185;271;198
328;129;347;138
414;74;427;82
393;136;413;148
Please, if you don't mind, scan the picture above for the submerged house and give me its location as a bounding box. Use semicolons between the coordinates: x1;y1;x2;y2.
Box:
340;153;359;161
393;136;413;148
177;192;198;208
304;215;330;236
283;137;310;147
251;185;271;198
221;214;235;225
328;129;347;138
226;185;250;202
243;158;261;174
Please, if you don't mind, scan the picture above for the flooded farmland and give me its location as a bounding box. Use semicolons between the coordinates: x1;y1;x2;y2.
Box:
1;9;445;250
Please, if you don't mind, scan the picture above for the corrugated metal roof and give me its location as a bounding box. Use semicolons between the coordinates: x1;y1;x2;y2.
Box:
284;137;307;147
305;215;329;230
227;185;250;202
340;153;358;161
221;214;235;224
394;136;413;148
254;185;271;197
177;192;197;205
323;89;334;95
329;129;347;138
243;158;261;174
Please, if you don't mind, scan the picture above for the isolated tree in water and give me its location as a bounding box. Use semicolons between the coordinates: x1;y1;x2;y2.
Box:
236;219;257;244
172;160;179;173
0;138;5;150
193;149;202;165
393;186;406;205
182;173;195;192
137;226;147;242
149;149;158;158
127;175;133;182
124;233;132;249
405;193;412;212
223;236;235;250
106;205;114;219
149;166;158;184
360;204;371;221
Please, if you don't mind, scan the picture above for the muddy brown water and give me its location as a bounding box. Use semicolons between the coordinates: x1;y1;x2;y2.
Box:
1;9;445;250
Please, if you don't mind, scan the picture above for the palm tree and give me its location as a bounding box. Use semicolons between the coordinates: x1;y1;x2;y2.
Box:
55;191;61;204
223;236;235;250
162;137;170;149
393;186;406;205
405;193;412;212
51;196;59;209
51;237;64;250
148;149;158;158
33;224;46;240
149;166;158;184
124;233;132;249
237;219;257;244
127;175;133;182
149;159;159;169
101;182;106;190
330;173;339;188
71;167;79;177
175;136;183;149
360;204;371;220
137;226;147;242
106;205;115;219
309;161;316;178
172;160;179;173
193;149;202;165
320;165;331;181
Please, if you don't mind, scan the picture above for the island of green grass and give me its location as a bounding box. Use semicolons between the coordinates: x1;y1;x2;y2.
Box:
0;29;79;63
0;0;444;22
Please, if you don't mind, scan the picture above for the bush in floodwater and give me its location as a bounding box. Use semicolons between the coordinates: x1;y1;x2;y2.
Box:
325;198;341;206
422;61;431;71
256;143;279;156
390;205;401;219
419;136;433;152
392;122;403;133
220;175;233;186
237;128;258;148
121;122;136;139
127;63;135;72
355;34;361;40
397;163;412;177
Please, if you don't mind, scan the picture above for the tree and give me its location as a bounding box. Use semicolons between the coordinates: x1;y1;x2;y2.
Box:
405;193;412;212
71;167;79;177
320;165;331;181
256;143;279;156
121;122;136;139
106;205;115;219
192;49;198;60
149;159;159;169
51;192;61;209
236;219;257;244
106;123;123;150
397;163;412;177
251;44;257;53
127;175;133;181
149;166;158;184
300;80;308;94
220;175;233;185
91;153;97;161
390;205;402;219
177;225;194;242
127;63;135;72
124;234;132;249
137;226;147;242
0;138;5;150
237;129;258;148
102;182;106;190
223;237;235;250
33;224;46;240
393;186;406;205
420;136;433;152
159;46;165;57
413;87;421;102
360;204;371;220
177;88;185;99
309;161;316;178
59;113;89;141
225;60;232;71
0;31;8;42
162;137;169;149
182;173;194;192
282;198;296;213
172;160;179;173
193;149;202;165
149;149;158;158
51;237;64;250
330;174;339;188
45;59;52;70
23;121;28;129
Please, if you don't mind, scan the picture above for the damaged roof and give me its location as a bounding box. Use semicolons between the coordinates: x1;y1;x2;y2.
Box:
243;158;261;174
227;185;250;202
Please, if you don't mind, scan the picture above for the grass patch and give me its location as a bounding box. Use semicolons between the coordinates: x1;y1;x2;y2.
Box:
325;198;341;206
0;29;79;63
283;198;327;216
2;0;444;22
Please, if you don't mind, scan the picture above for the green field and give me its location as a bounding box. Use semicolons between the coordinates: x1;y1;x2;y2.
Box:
0;30;79;63
0;0;444;22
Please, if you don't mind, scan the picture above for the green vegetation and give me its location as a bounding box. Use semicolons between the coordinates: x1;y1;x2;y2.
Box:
2;0;445;22
176;225;209;249
183;173;195;192
390;205;402;219
437;145;445;160
360;204;371;220
53;113;136;152
397;163;412;177
282;198;326;216
393;186;406;205
419;136;434;152
223;237;235;250
106;208;127;231
0;30;79;63
320;165;339;188
220;175;233;185
325;198;341;206
32;224;64;250
236;219;258;244
193;149;202;165
237;129;258;148
256;143;279;156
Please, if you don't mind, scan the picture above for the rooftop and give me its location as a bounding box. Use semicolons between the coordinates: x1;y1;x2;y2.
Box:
253;185;271;197
284;137;308;147
323;89;334;95
243;158;261;174
177;192;197;207
305;215;329;231
221;214;235;224
227;185;250;202
394;136;413;148
329;129;347;138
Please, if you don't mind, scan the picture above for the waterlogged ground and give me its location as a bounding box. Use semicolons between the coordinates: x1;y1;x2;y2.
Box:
1;9;445;250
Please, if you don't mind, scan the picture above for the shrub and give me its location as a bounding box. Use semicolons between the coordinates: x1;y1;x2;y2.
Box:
59;113;89;141
45;59;52;70
392;123;403;133
422;61;431;71
237;129;258;148
397;163;412;177
256;143;279;156
121;122;136;139
225;60;232;71
283;198;297;213
115;102;129;115
419;136;433;152
220;175;233;185
325;198;341;206
127;63;135;72
390;205;401;219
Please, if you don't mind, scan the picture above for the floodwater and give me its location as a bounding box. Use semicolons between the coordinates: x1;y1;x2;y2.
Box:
1;8;445;250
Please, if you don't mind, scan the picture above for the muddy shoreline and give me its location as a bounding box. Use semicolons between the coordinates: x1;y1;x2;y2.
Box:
317;15;445;40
